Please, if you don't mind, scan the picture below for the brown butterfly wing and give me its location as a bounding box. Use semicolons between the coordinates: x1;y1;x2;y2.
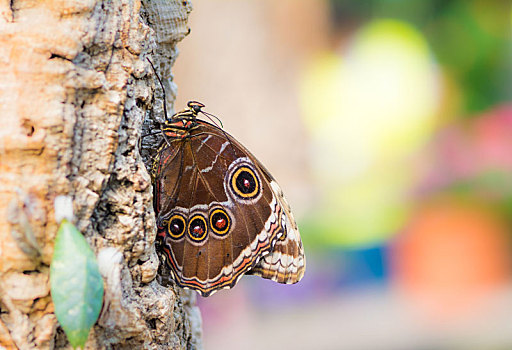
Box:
247;179;306;283
222;132;306;284
155;121;289;296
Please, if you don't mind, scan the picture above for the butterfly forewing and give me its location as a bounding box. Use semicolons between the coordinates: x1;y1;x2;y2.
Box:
154;112;305;296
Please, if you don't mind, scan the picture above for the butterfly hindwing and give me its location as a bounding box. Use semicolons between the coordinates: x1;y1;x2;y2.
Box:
247;180;305;283
227;139;306;284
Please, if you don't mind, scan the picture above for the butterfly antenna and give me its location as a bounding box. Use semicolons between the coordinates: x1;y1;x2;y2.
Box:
147;57;169;121
147;58;172;146
201;111;224;129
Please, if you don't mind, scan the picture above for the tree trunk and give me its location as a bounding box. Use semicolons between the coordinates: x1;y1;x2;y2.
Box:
0;0;202;348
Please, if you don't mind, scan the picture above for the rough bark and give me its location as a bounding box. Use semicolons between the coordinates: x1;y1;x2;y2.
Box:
0;0;202;349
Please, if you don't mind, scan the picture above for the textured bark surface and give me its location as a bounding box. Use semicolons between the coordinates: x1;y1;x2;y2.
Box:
0;0;202;349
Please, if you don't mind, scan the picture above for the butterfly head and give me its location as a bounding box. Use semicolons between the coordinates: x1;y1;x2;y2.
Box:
160;102;202;139
186;101;224;129
187;101;205;115
165;101;204;123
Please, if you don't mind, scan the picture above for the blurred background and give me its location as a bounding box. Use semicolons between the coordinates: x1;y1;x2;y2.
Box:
173;0;512;349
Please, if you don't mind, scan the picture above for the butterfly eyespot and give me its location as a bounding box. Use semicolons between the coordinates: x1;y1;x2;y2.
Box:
230;166;260;199
187;215;208;243
167;214;186;240
209;208;231;237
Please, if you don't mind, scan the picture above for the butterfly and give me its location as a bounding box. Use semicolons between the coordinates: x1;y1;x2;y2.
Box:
151;101;305;297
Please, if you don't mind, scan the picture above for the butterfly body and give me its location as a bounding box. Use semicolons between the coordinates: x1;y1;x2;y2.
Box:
152;101;305;297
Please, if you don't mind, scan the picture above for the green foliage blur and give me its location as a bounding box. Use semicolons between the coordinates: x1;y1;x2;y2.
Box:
299;0;512;249
329;0;512;115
